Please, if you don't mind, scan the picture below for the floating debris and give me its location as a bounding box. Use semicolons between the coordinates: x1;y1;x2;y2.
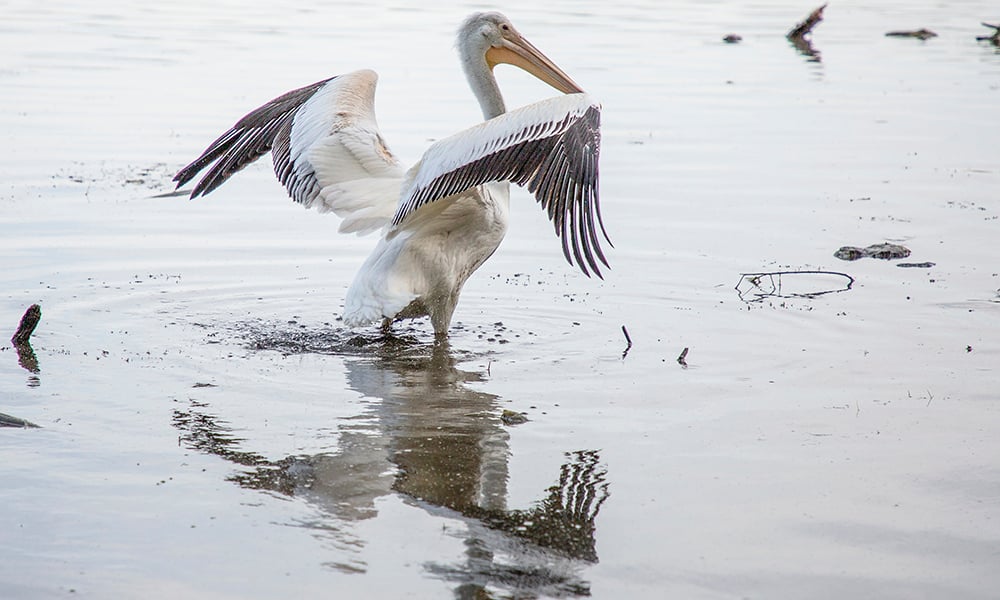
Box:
786;4;826;61
11;304;41;374
896;262;936;269
787;4;826;39
723;34;743;44
500;410;529;426
976;22;1000;46
834;243;911;261
11;304;41;345
0;412;40;428
677;347;689;367
885;29;938;40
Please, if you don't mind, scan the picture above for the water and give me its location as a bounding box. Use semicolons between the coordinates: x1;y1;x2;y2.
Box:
2;1;999;598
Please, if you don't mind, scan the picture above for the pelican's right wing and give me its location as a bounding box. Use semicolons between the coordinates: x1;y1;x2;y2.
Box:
393;93;609;277
173;69;405;235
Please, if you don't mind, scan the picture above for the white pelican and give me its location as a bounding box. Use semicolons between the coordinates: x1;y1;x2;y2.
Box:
174;12;608;339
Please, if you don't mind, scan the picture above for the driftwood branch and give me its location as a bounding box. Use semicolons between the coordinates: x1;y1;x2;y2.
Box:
0;412;40;428
977;22;1000;45
787;4;827;39
12;304;41;344
621;325;633;359
11;304;42;374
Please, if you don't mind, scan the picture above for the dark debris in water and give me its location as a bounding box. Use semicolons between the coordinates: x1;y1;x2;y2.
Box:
501;409;529;426
834;243;911;261
11;304;41;345
0;412;40;428
57;162;176;192
885;28;938;40
238;319;428;357
677;347;689;367
209;317;492;365
977;22;1000;46
452;320;517;345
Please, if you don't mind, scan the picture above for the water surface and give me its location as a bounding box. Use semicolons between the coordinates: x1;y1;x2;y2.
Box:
2;1;999;598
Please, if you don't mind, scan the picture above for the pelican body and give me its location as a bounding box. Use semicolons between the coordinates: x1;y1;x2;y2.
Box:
174;12;608;338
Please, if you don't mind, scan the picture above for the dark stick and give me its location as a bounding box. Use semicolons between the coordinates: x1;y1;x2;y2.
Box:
677;347;689;367
976;22;1000;44
621;325;633;359
12;304;42;345
787;4;827;39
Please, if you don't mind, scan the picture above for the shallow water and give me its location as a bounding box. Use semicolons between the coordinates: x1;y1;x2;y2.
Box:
2;1;999;598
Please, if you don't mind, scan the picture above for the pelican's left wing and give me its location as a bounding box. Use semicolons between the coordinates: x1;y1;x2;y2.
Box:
393;93;609;277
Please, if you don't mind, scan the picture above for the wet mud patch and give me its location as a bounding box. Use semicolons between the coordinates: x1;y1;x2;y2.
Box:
198;312;527;358
207;318;432;357
200;316;500;366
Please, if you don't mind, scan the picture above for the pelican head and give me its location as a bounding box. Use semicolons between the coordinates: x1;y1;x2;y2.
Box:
458;12;583;118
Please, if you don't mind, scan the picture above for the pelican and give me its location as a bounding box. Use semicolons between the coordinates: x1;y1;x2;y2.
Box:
174;12;608;339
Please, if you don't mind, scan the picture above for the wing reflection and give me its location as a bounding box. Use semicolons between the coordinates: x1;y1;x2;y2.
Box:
172;331;609;596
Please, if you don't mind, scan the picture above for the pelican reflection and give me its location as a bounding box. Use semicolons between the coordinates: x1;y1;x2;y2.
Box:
173;329;609;596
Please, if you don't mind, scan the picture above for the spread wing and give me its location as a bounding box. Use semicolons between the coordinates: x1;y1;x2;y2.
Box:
173;69;405;235
394;93;609;277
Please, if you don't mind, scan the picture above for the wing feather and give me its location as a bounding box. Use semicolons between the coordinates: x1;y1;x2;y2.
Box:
393;93;608;277
174;70;404;234
173;77;333;198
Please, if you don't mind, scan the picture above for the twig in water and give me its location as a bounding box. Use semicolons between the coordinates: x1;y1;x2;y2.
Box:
787;4;827;39
736;270;855;303
786;3;826;61
621;325;632;359
885;29;937;40
926;389;933;407
976;22;1000;45
677;347;689;367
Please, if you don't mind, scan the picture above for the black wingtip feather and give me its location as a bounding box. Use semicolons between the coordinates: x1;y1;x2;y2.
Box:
173;77;333;201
